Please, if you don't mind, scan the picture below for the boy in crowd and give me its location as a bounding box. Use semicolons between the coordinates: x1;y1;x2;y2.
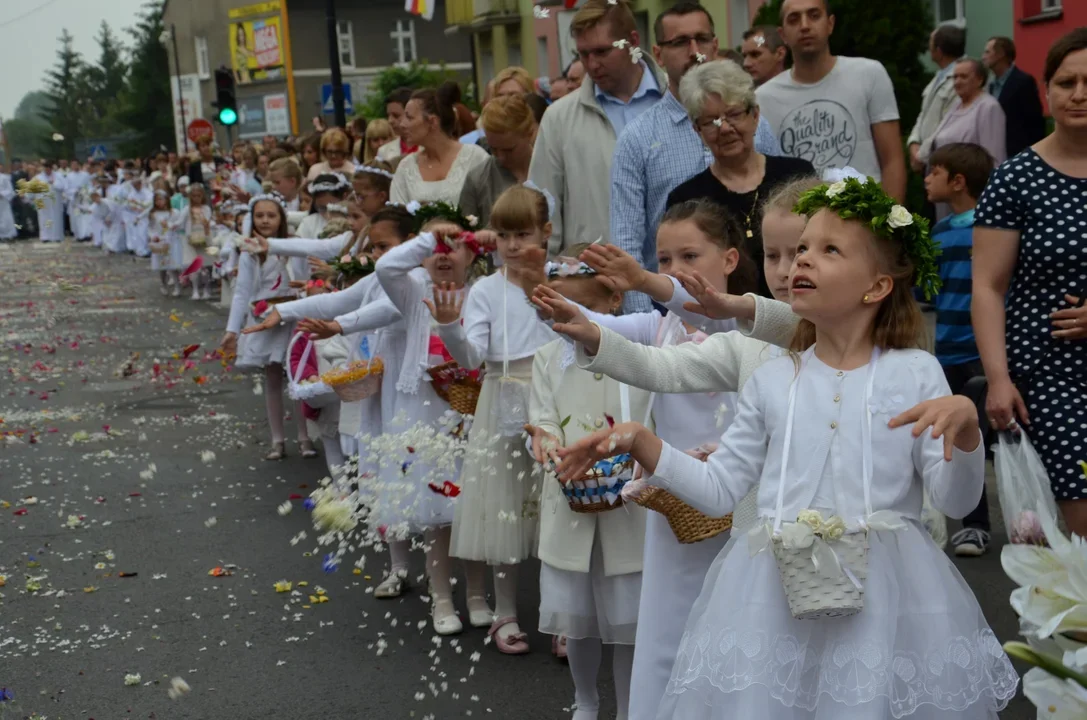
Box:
924;141;996;556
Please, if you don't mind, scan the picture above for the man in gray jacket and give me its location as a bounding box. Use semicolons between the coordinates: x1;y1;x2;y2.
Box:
907;23;967;174
529;0;666;255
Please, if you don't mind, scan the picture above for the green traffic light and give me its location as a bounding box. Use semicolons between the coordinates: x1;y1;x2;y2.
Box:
219;108;238;126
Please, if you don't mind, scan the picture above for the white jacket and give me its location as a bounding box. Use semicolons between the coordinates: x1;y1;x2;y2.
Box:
529;57;667;256
530;339;652;576
906;63;961;149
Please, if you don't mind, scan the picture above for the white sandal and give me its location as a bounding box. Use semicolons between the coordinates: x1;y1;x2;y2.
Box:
374;570;407;599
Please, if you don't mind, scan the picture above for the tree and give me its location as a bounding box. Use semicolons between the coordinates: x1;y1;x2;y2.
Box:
41;29;85;159
82;22;129;136
359;61;463;120
8;92;52;161
753;0;933;131
116;1;172;156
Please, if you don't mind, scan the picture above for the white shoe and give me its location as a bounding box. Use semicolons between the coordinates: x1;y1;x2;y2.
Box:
432;603;463;636
191;288;201;300
201;289;212;300
160;284;169;296
171;285;181;297
374;571;407;599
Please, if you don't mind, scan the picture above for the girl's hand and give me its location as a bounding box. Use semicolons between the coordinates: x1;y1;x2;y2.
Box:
984;376;1029;431
579;244;647;293
555;421;645;484
1051;294;1087;340
297;318;342;339
473;229;498;253
219;332;238;357
888;395;983;461
423;282;465;324
506;246;548;298
523;424;561;466
288;280;307;289
241;236;269;254
241;308;282;334
426;222;465;244
674;270;755;321
530;285;602;354
308;256;332;276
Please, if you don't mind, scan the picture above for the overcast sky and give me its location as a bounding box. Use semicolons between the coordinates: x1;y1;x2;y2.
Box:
0;0;147;120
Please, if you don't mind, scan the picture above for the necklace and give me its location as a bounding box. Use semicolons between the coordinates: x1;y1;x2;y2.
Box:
743;188;759;239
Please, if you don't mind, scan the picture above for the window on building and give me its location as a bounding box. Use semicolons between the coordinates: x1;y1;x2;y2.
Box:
391;20;417;65
195;36;210;79
932;0;966;25
1041;0;1062;10
337;20;356;68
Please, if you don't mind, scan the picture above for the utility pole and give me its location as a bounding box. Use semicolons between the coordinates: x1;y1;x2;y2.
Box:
171;25;188;154
325;0;347;128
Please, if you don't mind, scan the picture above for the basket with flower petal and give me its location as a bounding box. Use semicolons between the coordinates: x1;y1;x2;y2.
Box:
321;358;384;402
427;361;482;416
562;454;634;514
633;487;732;543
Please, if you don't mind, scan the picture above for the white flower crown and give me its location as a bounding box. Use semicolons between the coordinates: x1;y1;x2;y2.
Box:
308;172;351;194
545;259;597;279
248;192;288;212
356;166;394;181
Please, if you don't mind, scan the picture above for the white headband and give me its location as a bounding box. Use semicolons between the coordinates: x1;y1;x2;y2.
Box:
356;166;394;180
326;203;348;215
545;259;596;279
523;180;557;223
248;192;288;212
308;172;351;194
385;200;421;215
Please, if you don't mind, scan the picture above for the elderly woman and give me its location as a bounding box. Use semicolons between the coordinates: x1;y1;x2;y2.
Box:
457;94;538;229
305;128;356;181
920;57;1006;216
973;28;1087;536
389;87;489;206
667;60;813;297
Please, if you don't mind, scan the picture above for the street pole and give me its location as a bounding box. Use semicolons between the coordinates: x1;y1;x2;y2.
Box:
171;24;189;154
325;0;347;128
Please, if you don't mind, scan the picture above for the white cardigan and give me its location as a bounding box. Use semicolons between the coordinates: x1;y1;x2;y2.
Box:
530;339;653;576
575;294;800;534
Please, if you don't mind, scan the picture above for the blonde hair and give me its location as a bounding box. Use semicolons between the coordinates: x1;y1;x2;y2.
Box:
679;59;757;121
789;216;926;353
480;94;537;136
489;185;550;234
761;175;823;220
570;0;636;40
319;217;352;239
493;66;534;95
363;119;395;162
319;128;350;155
268;157;303;184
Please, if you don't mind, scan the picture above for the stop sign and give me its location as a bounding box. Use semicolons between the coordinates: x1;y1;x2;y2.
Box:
187;118;214;142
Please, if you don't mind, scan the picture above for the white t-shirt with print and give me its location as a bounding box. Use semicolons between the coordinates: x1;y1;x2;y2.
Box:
755;56;899;180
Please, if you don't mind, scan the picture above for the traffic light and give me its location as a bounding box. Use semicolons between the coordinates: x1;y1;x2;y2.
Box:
214;68;238;126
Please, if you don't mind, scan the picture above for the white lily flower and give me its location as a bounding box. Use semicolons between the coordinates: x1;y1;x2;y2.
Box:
1023;667;1087;719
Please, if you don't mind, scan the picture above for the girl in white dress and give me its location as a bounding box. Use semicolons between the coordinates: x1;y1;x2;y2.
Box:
219;194;305;461
122;175;153;256
555;178;1019;720
89;174;113;249
0;169;17;240
533;194;806;719
148;191;177;295
296;172;350;240
178;184;214;300
427;186;556;652
368;220;481;635
524;250;651;720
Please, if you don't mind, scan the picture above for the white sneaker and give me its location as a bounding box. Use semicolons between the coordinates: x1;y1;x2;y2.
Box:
171;285;181;297
201;289;212;301
160;284;169;296
191;288;201;300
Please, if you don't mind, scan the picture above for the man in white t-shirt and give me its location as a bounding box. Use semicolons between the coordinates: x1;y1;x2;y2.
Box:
755;0;906;201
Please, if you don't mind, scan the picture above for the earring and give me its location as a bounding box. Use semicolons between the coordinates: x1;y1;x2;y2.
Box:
863;294;869;302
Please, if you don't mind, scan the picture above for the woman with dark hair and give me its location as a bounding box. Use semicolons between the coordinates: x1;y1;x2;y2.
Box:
973;28;1087;534
388;87;489;206
298;133;323;177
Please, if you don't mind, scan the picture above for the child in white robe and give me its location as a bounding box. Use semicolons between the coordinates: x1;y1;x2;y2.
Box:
178;184;214;300
554;178;1018;720
0;170;15;240
148;190;177;294
123;176;153;256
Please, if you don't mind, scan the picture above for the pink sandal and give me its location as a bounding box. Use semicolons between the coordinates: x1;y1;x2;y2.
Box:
488;616;530;655
552;634;568;660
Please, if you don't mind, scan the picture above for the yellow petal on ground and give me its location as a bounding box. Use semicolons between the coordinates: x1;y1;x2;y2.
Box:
296;581;308;587
169;314;180;323
83;586;97;593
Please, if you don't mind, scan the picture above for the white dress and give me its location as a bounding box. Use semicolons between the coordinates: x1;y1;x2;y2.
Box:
363;233;461;535
103;184;128;253
646;349;1018;720
33;172;65;242
389;143;489;205
180;205;213;267
440;271;556;564
0;173;15;239
148;210;175;271
226;252;294;370
123;185;153;256
530;339;652;644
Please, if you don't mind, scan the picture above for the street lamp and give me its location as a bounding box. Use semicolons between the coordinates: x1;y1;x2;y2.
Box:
160;25;189;153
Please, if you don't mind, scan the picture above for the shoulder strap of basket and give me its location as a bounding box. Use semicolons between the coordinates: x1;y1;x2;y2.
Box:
289;333;314;385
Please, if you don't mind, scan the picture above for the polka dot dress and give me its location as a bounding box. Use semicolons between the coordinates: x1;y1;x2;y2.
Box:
975;150;1087;500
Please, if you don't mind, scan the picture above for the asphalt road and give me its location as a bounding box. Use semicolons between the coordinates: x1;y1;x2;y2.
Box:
0;240;1033;719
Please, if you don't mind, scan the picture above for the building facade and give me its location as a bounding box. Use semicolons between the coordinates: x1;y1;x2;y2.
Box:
162;0;472;152
1014;0;1076;112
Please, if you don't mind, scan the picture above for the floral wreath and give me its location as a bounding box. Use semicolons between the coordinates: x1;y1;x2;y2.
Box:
356;165;394;180
400;200;480;234
248;192;288;212
329;253;376;280
793;176;941;300
308;172;351;195
545;259;596;279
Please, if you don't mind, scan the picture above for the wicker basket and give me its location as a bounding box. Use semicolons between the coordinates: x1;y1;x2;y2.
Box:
150;241;171;256
287;334;338;409
771;532;868;620
561;455;633;514
188;232;207;248
322;359;384;402
635;487;732;544
427;361;482;416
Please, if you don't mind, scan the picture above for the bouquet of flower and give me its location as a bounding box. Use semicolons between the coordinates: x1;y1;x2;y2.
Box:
329;253;375;280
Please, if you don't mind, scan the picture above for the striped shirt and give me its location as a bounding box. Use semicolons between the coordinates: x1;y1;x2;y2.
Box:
610;91;782;313
933;208;980;366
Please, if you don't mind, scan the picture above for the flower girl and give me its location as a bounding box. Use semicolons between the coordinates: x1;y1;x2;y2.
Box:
554;178;1018;719
427;185;556;652
179;183;213;300
148;190;179;296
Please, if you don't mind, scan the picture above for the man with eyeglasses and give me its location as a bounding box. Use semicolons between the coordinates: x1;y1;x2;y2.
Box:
528;0;666;255
610;1;781;313
756;0;906;201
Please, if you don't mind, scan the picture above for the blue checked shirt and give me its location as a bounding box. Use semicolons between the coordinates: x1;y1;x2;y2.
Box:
610;91;783;313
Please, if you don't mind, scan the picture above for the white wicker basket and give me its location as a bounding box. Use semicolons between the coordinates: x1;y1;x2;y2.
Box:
771;532;868;620
287;334;338;409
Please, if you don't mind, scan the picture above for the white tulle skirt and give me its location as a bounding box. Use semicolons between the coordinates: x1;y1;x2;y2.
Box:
450;357;537;564
235;313;291;370
656;521;1018;720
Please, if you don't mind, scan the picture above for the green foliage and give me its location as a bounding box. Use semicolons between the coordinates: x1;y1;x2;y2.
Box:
116;1;173;157
4;118;52;160
81;22;130;137
15;92;53;122
41;29;85;159
358;61;462;120
752;0;934;131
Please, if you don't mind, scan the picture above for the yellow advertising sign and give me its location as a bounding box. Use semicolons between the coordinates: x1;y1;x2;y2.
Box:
228;1;281;20
229;14;285;85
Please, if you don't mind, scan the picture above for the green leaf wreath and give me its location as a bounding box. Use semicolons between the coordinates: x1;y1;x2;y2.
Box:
409;201;480;234
793;177;941;300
